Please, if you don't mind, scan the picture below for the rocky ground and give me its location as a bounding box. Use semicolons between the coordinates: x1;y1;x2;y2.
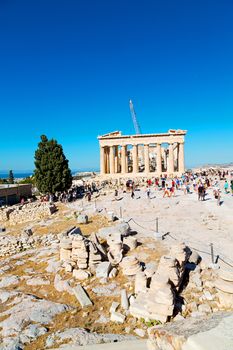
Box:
0;183;233;350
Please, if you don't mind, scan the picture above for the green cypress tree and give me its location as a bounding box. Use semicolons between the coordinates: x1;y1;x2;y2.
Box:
8;170;14;184
34;135;72;194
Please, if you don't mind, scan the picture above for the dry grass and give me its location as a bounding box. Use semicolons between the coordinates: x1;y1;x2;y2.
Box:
23;268;143;350
1;207;155;350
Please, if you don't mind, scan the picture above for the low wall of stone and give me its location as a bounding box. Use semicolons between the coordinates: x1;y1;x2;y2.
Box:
0;231;58;257
0;202;56;225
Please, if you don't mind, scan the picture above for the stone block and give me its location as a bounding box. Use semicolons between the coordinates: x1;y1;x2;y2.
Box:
135;272;147;294
72;240;84;249
77;263;88;269
72;249;88;258
146;301;174;316
73;284;92;307
73;269;90;280
121;289;129;310
134;328;146;338
110;311;126;323
96;262;112;279
130;302;168;323
60;248;71;261
60;240;72;249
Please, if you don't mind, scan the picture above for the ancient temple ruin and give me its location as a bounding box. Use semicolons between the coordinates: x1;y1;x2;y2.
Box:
98;129;187;177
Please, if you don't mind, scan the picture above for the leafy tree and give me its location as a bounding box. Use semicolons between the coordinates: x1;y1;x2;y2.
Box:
34;135;72;194
0;178;8;184
8;170;14;184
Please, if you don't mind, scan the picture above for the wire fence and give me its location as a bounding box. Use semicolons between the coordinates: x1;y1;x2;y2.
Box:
67;199;233;269
126;216;233;269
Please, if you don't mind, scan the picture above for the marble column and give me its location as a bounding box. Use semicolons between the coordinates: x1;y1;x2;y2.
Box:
121;145;127;174
144;144;150;174
132;145;138;173
174;144;179;171
105;147;110;174
156;143;162;174
109;146;115;174
100;147;105;175
114;146;119;173
168;143;174;174
179;142;185;174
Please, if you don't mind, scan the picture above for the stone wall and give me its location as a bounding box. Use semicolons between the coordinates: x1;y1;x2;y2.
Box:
0;231;58;257
0;202;56;225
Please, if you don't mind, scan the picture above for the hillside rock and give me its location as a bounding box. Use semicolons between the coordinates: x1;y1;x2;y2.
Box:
148;312;233;350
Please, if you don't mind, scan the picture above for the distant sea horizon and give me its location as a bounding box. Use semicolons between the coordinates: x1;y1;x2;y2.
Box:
0;169;99;179
1;162;232;179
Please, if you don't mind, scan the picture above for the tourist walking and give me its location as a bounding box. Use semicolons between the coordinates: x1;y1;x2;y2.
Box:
182;181;187;195
86;192;92;202
163;184;170;198
161;178;166;189
146;187;151;199
170;184;175;197
214;188;221;206
198;183;205;201
155;178;159;190
224;180;229;194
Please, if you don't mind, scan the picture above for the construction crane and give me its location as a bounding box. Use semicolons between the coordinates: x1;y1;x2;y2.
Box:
129;99;142;134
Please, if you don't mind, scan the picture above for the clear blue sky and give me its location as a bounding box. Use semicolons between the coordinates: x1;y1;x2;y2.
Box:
0;0;233;171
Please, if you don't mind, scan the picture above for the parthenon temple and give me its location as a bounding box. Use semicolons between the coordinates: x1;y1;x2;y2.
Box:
98;130;187;177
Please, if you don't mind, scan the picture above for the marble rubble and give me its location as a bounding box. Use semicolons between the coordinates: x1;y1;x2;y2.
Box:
129;243;191;323
59;221;138;278
0;231;58;257
60;231;106;276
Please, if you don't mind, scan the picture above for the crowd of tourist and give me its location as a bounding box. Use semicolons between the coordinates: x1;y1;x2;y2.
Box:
37;169;233;207
39;182;99;204
119;170;233;206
